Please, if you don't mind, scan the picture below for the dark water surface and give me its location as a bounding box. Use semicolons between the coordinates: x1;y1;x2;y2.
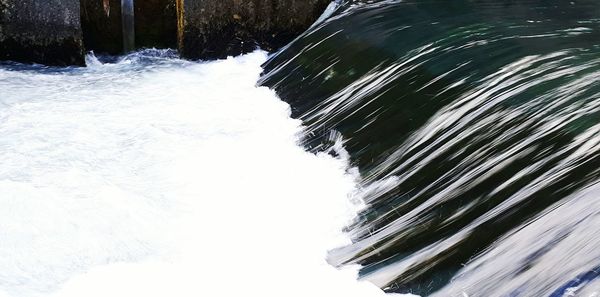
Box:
260;1;600;296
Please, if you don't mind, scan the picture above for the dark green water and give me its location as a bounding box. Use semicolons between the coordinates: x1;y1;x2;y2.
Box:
260;1;600;296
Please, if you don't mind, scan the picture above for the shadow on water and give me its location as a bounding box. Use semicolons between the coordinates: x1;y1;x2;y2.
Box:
0;49;189;110
260;0;600;295
0;49;182;73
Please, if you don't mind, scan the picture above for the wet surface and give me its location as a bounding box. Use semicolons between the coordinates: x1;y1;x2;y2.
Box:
260;1;600;295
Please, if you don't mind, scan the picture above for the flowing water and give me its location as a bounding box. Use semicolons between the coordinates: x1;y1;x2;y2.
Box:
0;50;401;297
3;1;600;296
260;0;600;296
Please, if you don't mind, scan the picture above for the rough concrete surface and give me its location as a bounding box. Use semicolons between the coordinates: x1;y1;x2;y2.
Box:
179;0;331;60
0;0;85;65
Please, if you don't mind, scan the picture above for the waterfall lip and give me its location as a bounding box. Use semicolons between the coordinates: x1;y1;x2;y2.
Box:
258;0;600;295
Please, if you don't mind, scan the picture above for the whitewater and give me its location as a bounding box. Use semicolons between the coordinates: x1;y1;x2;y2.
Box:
0;50;409;297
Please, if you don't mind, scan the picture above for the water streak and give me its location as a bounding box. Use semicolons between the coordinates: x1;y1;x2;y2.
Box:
260;0;600;295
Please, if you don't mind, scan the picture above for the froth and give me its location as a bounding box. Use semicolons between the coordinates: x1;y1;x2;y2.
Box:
0;51;409;297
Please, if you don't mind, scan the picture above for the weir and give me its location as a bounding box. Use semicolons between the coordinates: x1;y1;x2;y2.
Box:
121;0;135;52
260;1;600;295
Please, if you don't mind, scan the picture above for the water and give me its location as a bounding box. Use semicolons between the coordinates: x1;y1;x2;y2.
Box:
260;0;600;296
0;50;402;297
4;1;600;296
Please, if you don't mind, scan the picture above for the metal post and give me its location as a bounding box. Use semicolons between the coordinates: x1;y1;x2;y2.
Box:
121;0;135;53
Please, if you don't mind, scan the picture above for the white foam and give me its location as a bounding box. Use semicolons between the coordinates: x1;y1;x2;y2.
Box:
0;51;409;297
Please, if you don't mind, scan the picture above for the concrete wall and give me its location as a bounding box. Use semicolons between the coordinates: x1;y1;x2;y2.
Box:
0;0;330;65
0;0;85;65
178;0;331;60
